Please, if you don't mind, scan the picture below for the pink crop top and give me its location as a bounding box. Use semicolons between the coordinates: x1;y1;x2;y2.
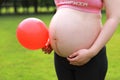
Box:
54;0;103;14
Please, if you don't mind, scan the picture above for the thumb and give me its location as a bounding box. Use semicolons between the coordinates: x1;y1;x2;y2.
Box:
45;39;50;46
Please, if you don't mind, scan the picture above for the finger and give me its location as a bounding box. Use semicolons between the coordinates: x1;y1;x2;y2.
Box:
68;52;78;58
70;61;77;65
44;49;52;54
45;39;50;46
70;61;81;66
67;55;79;62
67;57;76;62
70;61;84;66
42;47;46;51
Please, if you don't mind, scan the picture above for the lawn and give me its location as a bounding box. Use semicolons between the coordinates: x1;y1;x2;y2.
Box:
0;14;57;80
0;13;120;80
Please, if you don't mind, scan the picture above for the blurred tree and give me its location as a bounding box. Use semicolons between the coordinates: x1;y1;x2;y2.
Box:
13;0;17;13
21;0;29;13
3;0;11;13
33;0;38;13
0;0;5;14
39;0;55;12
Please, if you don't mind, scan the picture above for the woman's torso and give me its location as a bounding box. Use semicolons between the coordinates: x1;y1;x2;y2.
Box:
49;0;103;57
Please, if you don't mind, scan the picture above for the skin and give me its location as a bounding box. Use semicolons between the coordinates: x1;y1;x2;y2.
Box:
42;0;120;66
49;8;102;57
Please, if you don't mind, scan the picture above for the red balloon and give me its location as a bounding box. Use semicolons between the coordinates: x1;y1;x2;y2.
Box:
16;18;49;50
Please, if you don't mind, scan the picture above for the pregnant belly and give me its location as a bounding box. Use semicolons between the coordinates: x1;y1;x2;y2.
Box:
49;8;102;57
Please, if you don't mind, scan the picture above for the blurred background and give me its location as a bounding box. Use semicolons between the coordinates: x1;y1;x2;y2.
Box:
0;0;55;15
0;0;120;80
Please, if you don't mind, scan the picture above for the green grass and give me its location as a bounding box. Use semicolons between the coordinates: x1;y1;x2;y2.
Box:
0;14;57;80
102;14;120;80
0;13;120;80
106;30;120;79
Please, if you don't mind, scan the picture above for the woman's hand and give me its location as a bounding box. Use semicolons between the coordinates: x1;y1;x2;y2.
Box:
42;43;53;54
67;49;93;66
42;39;53;54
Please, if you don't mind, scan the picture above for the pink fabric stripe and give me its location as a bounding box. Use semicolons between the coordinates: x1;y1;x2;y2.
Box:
54;0;103;14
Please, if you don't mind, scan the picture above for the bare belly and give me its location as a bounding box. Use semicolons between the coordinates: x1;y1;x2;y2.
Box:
49;8;102;57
